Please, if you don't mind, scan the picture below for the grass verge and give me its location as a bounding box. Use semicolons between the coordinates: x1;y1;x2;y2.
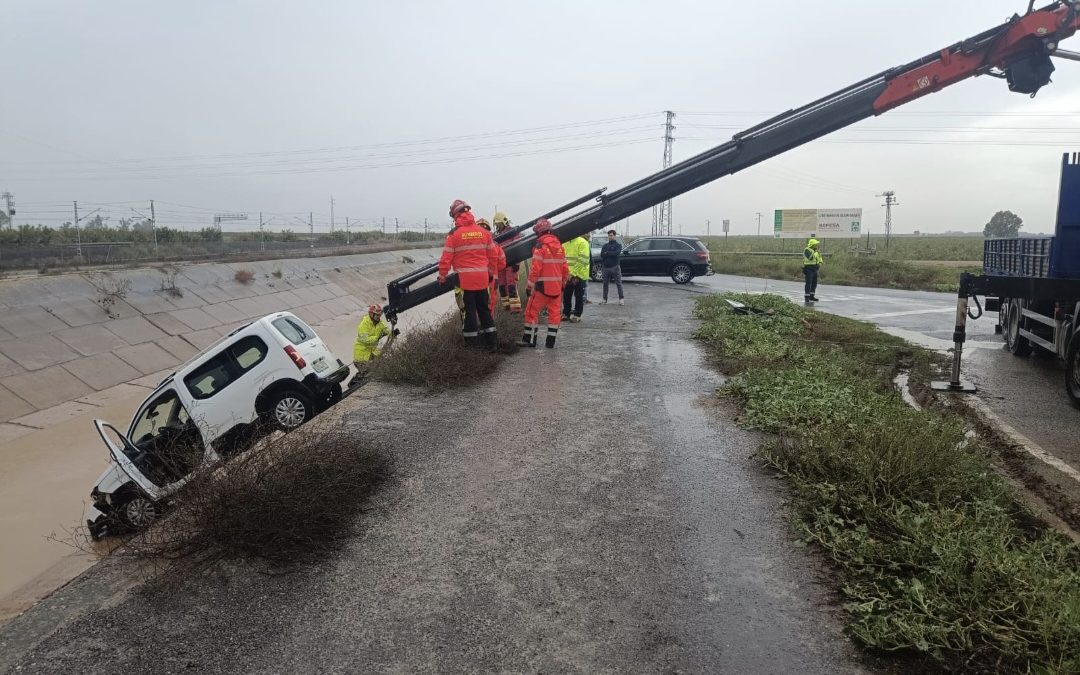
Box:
694;293;1080;673
372;308;524;391
707;252;981;293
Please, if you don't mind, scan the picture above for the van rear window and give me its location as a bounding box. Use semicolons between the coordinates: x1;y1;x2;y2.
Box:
272;317;315;345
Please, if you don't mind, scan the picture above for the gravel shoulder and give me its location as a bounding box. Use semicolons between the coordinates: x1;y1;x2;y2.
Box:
2;282;865;674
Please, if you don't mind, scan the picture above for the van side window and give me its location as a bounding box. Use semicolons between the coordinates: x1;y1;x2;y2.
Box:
231;336;268;372
272;317;314;345
183;336;268;400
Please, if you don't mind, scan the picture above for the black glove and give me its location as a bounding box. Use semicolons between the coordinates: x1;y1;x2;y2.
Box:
392;328;401;336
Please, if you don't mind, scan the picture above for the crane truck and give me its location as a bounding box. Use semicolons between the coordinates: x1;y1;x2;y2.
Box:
382;2;1080;401
933;152;1080;406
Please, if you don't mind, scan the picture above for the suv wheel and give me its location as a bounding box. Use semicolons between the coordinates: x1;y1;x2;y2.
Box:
671;263;694;285
268;388;313;432
590;263;604;282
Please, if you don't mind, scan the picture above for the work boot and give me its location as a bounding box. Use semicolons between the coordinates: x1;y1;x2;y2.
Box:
619;299;625;306
545;330;557;348
464;334;480;347
482;330;498;351
569;315;581;323
810;295;820;301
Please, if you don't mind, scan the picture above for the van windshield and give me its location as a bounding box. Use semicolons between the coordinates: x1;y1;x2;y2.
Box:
272;316;316;345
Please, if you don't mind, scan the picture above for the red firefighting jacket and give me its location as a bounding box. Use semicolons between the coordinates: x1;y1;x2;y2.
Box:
439;212;501;291
527;233;569;297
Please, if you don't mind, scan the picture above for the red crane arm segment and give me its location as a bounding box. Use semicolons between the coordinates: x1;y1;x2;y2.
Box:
874;4;1080;113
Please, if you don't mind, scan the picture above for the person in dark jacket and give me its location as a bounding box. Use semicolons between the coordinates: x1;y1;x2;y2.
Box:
599;230;625;305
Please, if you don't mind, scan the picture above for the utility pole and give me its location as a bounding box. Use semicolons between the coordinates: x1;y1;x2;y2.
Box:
329;196;335;233
706;219;710;237
756;211;763;237
149;200;158;256
309;212;314;249
424;217;429;240
345;217;351;245
651;110;676;236
259;212;265;252
2;192;14;229
878;190;898;250
381;216;386;236
395;217;399;240
73;201;82;257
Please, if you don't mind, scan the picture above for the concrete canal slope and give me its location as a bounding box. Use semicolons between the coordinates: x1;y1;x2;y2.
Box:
0;248;440;618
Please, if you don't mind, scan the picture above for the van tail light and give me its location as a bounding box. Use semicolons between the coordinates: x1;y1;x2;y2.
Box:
695;251;710;261
284;345;307;369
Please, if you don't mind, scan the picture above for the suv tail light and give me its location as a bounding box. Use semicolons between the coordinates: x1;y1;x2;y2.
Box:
695;251;710;261
284;345;307;369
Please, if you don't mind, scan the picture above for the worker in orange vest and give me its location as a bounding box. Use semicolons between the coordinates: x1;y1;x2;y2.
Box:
493;212;522;313
438;200;501;348
522;218;569;348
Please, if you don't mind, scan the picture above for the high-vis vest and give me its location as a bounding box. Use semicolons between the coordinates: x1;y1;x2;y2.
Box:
354;314;391;362
439;213;500;291
564;236;591;280
528;233;569;297
803;239;823;268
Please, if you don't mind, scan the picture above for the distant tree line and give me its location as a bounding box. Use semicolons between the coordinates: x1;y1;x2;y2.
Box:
0;218;441;247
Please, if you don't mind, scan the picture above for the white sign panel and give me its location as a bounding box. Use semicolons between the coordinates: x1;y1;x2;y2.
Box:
774;208;862;239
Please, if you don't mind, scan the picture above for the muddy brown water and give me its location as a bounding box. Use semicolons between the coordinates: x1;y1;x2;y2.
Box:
0;296;454;622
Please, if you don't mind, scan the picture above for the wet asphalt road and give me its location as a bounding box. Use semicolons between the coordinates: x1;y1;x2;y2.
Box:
3;282;864;674
688;272;1080;473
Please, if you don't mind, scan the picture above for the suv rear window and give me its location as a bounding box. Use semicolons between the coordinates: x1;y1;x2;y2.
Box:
689;239;708;251
272;317;315;345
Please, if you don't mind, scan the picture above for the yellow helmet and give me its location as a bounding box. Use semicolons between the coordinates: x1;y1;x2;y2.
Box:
493;211;510;229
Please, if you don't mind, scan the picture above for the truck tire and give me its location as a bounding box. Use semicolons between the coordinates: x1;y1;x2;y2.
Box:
1006;299;1032;357
1067;336;1080;408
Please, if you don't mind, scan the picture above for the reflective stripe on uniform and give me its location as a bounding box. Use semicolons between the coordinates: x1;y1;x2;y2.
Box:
449;244;489;252
536;257;564;263
462;330;479;337
456;267;489;274
479;326;497;334
547;327;558;334
536;276;562;282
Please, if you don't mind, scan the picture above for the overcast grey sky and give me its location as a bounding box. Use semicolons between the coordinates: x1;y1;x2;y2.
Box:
3;0;1079;236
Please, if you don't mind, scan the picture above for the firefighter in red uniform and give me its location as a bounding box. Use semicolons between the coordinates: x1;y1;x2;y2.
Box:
522;218;569;348
438;200;501;348
493;212;522;313
476;218;505;316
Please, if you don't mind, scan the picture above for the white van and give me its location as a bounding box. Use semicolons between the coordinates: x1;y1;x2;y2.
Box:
86;311;350;539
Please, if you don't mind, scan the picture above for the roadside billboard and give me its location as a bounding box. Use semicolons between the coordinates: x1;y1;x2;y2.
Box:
773;208;862;238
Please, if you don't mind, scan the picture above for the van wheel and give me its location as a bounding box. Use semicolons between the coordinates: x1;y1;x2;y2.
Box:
1067;337;1080;408
1006;299;1032;357
268;388;313;431
671;263;694;285
119;494;158;530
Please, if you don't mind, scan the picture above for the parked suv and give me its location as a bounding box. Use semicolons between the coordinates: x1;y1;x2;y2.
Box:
86;311;349;539
617;236;712;284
